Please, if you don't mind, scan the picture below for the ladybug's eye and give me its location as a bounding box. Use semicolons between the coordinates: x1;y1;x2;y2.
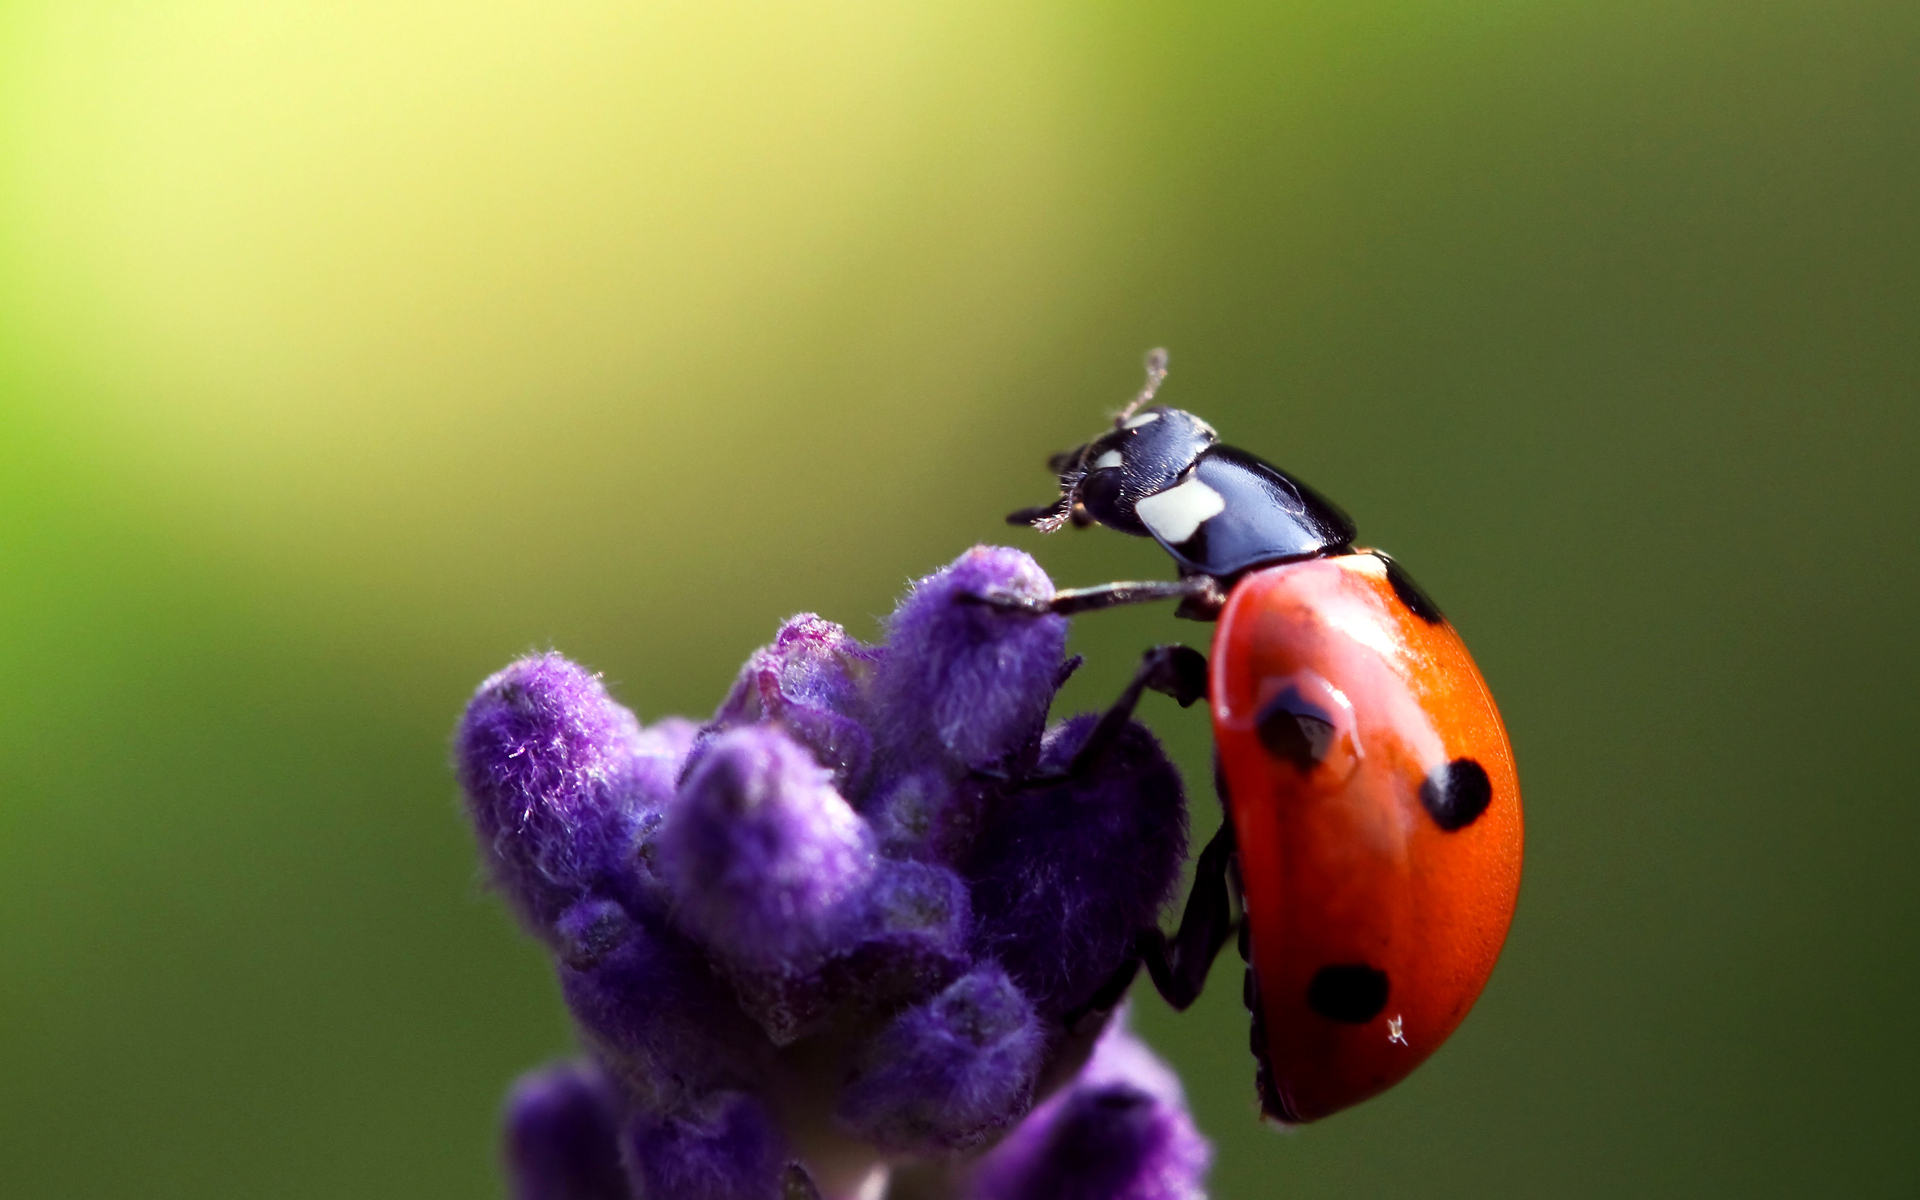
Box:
1078;467;1146;536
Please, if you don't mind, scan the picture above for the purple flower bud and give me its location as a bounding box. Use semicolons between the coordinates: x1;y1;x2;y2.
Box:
556;900;766;1113
964;1015;1211;1200
867;769;997;863
836;965;1047;1154
457;654;679;931
554;898;640;971
726;857;975;1046
712;615;878;793
968;715;1188;1019
621;1092;788;1200
840;858;973;1004
872;547;1068;772
661;726;877;978
630;717;700;813
503;1060;631;1200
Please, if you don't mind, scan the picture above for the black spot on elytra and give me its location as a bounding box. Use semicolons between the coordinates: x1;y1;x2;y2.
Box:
1255;686;1335;771
1420;757;1493;831
1307;964;1390;1024
1373;551;1444;624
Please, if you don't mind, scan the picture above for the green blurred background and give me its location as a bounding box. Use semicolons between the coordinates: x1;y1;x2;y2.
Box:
1;1;1914;1196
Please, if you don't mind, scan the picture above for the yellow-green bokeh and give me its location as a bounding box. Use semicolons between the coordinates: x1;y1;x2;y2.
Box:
1;2;1914;1196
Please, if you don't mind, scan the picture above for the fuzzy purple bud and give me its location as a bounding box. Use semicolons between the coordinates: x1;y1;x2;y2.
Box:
629;717;699;812
713;615;878;793
457;654;677;931
556;901;765;1112
965;1015;1210;1200
662;726;876;977
621;1092;789;1200
873;547;1067;772
839;858;974;1004
867;769;1001;864
836;964;1047;1154
724;857;976;1046
968;715;1188;1019
503;1060;630;1200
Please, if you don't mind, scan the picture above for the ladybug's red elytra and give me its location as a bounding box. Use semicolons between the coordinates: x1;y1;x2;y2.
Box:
983;350;1522;1124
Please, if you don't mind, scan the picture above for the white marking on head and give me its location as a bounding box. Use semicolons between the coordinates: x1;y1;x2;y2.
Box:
1092;449;1124;470
1136;476;1226;544
1123;411;1162;430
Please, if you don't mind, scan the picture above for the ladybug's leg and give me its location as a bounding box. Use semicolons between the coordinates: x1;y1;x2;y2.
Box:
964;575;1225;619
1137;817;1238;1011
1015;645;1205;789
1060;819;1237;1027
1060;643;1208;777
1025;637;1225;1024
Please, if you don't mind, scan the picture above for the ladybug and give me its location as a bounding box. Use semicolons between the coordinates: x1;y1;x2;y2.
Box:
983;350;1522;1124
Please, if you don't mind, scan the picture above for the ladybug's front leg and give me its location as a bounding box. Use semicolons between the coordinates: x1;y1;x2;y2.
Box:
965;575;1227;620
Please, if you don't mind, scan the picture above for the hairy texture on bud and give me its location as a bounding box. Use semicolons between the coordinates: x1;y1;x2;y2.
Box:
712;615;879;794
504;1060;630;1200
458;654;688;931
458;547;1212;1199
873;547;1068;773
965;1014;1210;1200
662;726;877;979
557;902;765;1113
621;1093;788;1200
968;717;1188;1019
836;966;1047;1154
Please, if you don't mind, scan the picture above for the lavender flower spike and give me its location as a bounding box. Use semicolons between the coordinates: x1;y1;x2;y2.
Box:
456;547;1214;1199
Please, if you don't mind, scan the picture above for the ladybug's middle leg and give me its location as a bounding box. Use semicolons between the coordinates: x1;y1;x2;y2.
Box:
1059;643;1208;777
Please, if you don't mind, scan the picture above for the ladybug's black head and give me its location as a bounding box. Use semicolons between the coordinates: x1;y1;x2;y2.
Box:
1011;350;1359;579
1011;350;1219;536
1026;406;1220;536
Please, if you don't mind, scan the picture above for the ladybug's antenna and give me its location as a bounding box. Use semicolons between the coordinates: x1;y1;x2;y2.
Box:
1024;486;1083;533
1024;439;1098;533
1015;348;1171;533
1115;347;1170;425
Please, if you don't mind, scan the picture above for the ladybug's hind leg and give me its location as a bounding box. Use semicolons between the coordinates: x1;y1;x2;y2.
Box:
1060;819;1238;1027
1138;818;1238;1011
1049;644;1232;1028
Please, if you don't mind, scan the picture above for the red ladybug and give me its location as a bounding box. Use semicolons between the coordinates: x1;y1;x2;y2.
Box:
989;351;1522;1123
